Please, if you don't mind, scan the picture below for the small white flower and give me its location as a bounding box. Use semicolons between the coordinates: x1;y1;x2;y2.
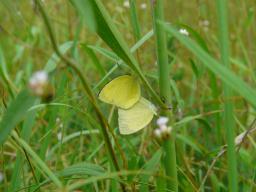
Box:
56;117;61;124
157;116;169;127
154;129;161;138
159;125;168;132
179;28;189;36
57;132;62;141
203;20;209;26
123;1;130;8
140;3;147;10
59;123;64;129
199;20;210;32
0;172;4;183
29;70;48;96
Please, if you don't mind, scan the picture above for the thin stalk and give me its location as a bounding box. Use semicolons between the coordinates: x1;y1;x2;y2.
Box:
35;1;127;191
11;131;63;189
216;0;238;191
152;0;178;191
128;0;141;40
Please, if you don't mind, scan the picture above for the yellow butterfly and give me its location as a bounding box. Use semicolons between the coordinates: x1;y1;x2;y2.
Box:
99;75;156;135
118;97;156;135
98;75;140;109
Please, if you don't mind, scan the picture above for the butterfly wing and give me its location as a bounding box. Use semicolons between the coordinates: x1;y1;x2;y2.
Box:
99;75;140;109
118;97;156;135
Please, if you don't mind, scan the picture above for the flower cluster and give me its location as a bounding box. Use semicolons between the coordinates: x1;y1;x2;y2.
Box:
29;70;54;102
154;116;172;140
179;28;189;36
29;70;49;96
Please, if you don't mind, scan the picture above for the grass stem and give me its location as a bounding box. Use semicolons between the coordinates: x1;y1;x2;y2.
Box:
152;0;178;191
216;0;238;191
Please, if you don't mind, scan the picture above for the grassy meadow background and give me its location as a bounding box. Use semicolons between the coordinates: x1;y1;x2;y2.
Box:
0;0;256;191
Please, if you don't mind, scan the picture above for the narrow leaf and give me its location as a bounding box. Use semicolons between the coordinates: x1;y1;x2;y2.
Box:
0;90;36;145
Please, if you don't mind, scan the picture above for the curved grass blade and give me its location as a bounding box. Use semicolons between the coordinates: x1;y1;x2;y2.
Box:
0;89;36;145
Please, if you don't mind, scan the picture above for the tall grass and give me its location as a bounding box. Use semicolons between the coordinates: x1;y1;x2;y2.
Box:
0;0;256;191
216;0;238;191
152;0;177;191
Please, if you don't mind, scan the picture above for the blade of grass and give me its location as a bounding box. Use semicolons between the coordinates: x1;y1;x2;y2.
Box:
9;110;37;191
83;45;106;77
0;46;16;97
216;0;238;191
152;0;177;191
11;131;63;189
128;0;141;40
0;89;36;145
159;22;256;108
44;41;74;73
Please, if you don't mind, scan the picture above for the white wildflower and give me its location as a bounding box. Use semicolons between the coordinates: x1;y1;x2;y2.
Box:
154;117;172;140
203;20;209;26
154;129;162;138
56;117;61;124
140;3;147;10
57;132;62;141
199;19;210;32
59;123;64;129
29;70;48;96
157;116;169;127
123;1;130;8
179;28;189;36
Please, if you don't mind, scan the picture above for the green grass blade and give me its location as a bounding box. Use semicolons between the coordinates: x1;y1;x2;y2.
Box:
139;149;162;192
9;110;37;191
83;45;106;76
159;22;256;108
0;89;36;145
152;1;177;191
129;0;141;40
12;131;63;188
44;41;74;73
216;0;238;190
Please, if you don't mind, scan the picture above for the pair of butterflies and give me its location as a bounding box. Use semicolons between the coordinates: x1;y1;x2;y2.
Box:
98;75;156;135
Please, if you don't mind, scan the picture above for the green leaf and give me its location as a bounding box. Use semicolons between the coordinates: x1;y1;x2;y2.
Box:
71;0;97;32
139;149;162;192
57;162;105;177
44;41;73;73
176;134;203;153
160;22;256;108
82;45;106;76
0;90;36;145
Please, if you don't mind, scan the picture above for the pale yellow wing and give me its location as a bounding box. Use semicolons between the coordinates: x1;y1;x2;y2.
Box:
118;97;156;135
99;75;140;109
